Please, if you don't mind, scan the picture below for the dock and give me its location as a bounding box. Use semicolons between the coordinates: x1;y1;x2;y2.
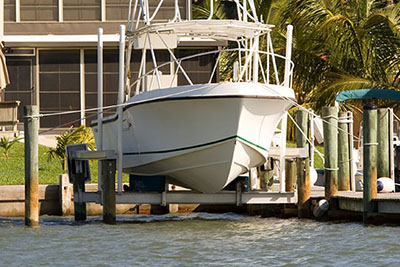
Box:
18;101;400;226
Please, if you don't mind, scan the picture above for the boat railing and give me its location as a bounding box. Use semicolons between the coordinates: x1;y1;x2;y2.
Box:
125;0;294;96
128;47;294;96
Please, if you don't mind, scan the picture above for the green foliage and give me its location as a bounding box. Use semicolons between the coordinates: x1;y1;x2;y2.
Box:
280;0;400;110
0;141;128;186
0;142;64;185
195;0;400;113
287;141;324;169
47;125;96;170
0;136;20;159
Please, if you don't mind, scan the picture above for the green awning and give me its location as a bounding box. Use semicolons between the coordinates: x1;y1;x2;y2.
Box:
335;89;400;103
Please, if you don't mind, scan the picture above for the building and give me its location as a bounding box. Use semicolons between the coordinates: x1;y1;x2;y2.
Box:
2;0;218;128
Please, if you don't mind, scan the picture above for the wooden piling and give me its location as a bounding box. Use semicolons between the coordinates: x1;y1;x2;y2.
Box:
322;107;338;199
297;157;310;218
59;174;72;216
285;159;296;192
338;111;350;191
73;174;87;221
296;109;309;150
363;103;378;224
102;159;116;224
295;109;311;217
24;106;40;227
377;108;389;178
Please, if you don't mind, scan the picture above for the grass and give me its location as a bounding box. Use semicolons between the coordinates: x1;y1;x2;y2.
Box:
0;141;325;186
287;141;325;169
0;142;129;185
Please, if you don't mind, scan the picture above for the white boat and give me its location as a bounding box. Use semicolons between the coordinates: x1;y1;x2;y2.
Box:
93;0;296;193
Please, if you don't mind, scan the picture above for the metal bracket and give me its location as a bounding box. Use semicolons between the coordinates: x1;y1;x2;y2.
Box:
236;181;242;206
161;183;168;206
72;150;116;160
269;147;309;159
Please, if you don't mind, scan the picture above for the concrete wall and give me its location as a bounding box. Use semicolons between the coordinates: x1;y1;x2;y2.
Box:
0;175;197;217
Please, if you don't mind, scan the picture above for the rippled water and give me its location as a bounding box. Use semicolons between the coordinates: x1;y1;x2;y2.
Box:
1;213;400;266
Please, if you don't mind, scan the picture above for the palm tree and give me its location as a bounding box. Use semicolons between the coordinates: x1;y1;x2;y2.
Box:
193;0;400;112
192;0;288;81
280;0;400;110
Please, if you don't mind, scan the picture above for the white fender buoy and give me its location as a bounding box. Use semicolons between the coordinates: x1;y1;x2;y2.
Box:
355;171;363;191
377;177;395;193
310;167;318;186
313;199;329;218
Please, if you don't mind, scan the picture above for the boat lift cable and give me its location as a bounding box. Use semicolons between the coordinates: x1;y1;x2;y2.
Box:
287;112;325;163
23;86;360;148
24;81;359;145
0;112;100;147
0;112;101;151
393;112;400;124
263;84;361;141
25;83;213;121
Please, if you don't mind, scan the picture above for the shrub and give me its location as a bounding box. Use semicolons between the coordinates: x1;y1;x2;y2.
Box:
0;136;20;159
47;125;96;170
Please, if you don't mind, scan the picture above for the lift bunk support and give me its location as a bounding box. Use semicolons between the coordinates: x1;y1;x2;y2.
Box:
67;145;308;224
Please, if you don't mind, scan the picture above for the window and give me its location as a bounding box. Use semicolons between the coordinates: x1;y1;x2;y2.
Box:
84;49;119;125
39;50;81;128
4;59;34;121
176;49;217;85
64;0;101;21
4;0;16;21
20;0;58;21
148;0;187;21
106;0;130;21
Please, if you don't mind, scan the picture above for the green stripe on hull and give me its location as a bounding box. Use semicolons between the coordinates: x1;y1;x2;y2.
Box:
123;135;268;155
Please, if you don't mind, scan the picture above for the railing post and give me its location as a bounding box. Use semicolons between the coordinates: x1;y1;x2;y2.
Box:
24;105;39;227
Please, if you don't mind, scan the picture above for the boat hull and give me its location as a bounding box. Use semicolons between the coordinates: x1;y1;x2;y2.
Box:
94;82;295;193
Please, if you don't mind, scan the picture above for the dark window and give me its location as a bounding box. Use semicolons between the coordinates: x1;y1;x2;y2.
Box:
176;49;217;85
39;50;80;128
20;0;58;21
4;59;34;121
84;48;172;123
64;0;101;21
84;49;120;125
4;0;16;21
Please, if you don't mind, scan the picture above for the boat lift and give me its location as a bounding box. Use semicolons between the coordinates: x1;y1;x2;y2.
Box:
68;147;305;223
69;0;307;223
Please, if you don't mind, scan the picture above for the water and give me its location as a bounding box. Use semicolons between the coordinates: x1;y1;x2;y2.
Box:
1;213;400;266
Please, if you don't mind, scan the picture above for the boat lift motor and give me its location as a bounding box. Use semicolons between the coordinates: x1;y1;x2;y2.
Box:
66;143;91;183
